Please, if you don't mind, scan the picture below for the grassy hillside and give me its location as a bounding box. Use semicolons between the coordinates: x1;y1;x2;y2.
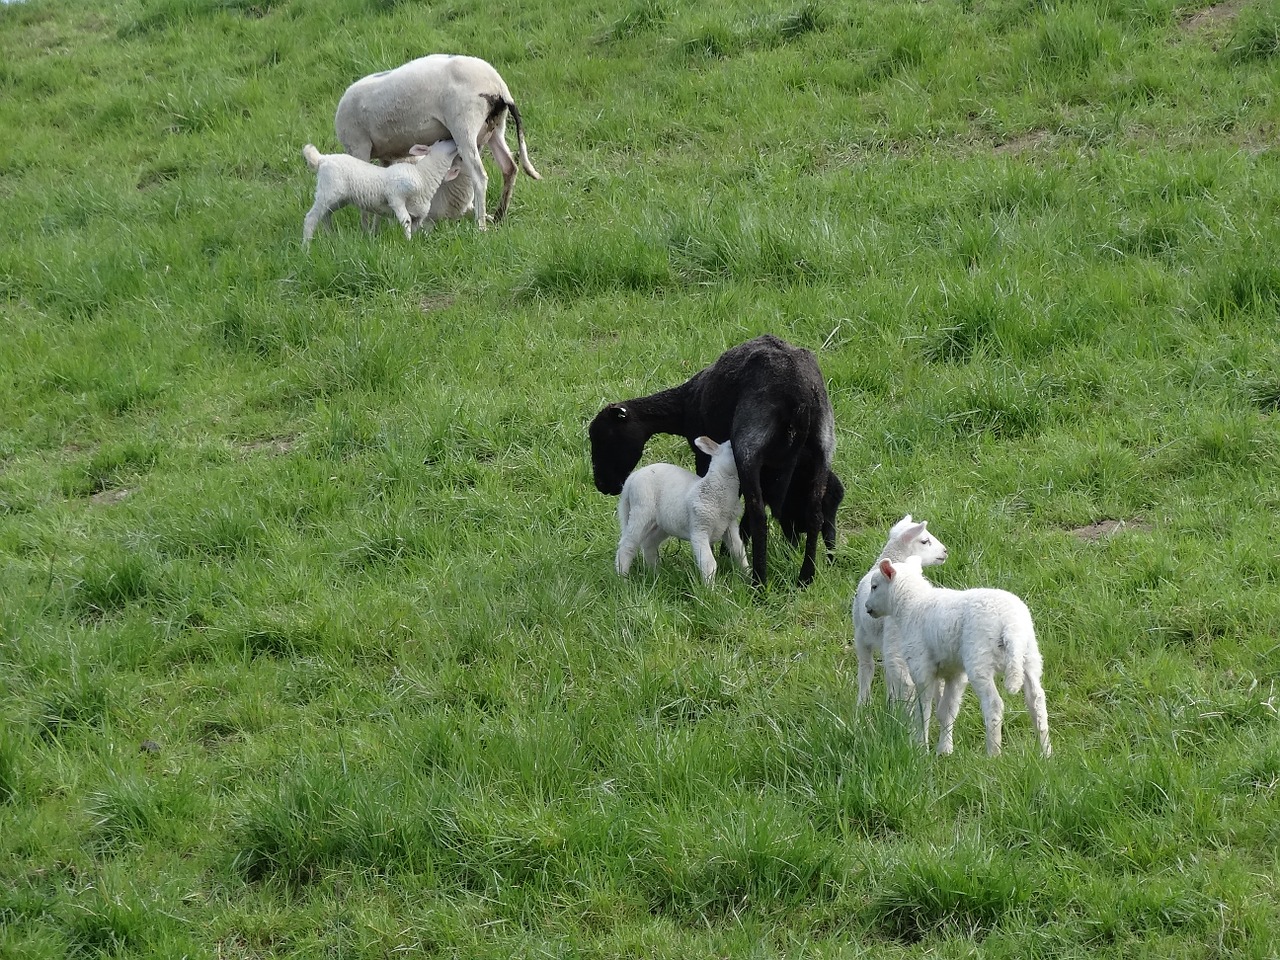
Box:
2;0;1279;955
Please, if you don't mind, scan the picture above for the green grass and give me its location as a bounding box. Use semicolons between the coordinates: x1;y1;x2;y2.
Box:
3;0;1280;955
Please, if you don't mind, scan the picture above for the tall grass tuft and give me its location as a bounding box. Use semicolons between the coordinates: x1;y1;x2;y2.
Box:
868;844;1028;942
1226;0;1280;62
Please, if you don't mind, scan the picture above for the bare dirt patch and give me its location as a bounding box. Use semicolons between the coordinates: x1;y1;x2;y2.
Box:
420;293;456;314
994;129;1053;155
240;436;297;456
89;487;131;506
1181;0;1245;33
1070;518;1151;541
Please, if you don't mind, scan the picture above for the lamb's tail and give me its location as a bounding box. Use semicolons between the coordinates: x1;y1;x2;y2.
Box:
506;99;542;180
302;144;324;172
1001;621;1034;695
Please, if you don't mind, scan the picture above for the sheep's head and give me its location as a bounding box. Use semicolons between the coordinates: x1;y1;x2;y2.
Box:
589;403;647;495
406;140;462;192
694;436;736;476
893;517;949;567
865;556;922;618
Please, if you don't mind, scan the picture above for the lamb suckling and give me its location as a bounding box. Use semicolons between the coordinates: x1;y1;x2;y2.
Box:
335;54;541;228
590;335;839;588
852;515;949;706
863;556;1052;757
615;436;749;585
302;140;461;244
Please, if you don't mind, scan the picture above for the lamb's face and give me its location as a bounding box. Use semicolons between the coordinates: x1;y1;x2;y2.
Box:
863;565;893;619
588;404;646;495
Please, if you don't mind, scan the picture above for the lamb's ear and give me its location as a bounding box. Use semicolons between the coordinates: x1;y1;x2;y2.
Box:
407;144;431;157
878;559;895;579
443;164;461;182
899;521;927;543
694;436;719;457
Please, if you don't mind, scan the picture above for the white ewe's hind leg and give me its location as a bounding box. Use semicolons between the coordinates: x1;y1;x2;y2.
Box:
969;674;1005;756
454;138;490;229
1023;671;1053;756
691;533;718;584
488;129;519;223
934;674;968;755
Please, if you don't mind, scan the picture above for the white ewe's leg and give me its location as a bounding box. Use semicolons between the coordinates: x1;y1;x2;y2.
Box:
488;130;518;223
934;674;968;756
454;138;490;229
969;674;1005;757
691;533;718;584
1022;669;1052;756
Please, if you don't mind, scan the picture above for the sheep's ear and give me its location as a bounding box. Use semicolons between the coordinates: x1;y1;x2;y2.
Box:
443;165;461;182
878;559;895;579
899;521;927;542
694;436;718;457
407;144;430;157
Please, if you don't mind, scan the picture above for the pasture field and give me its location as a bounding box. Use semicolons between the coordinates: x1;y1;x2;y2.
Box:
2;0;1280;955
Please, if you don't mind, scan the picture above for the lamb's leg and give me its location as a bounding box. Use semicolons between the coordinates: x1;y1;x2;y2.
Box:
722;524;749;575
1022;670;1052;757
302;200;335;245
691;533;717;585
640;530;664;569
969;674;1005;757
388;199;414;240
935;674;968;755
616;535;639;576
907;665;938;749
854;638;876;706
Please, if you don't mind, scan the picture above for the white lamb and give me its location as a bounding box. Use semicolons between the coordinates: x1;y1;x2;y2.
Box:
851;515;949;706
863;556;1052;757
301;140;461;245
615;436;749;585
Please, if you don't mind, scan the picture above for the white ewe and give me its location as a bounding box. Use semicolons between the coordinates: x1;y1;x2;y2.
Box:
301;140;460;245
851;515;949;705
863;556;1052;757
615;436;748;584
334;54;541;228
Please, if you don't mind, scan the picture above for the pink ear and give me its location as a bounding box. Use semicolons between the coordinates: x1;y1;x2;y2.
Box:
407;144;430;157
443;165;460;181
878;559;895;579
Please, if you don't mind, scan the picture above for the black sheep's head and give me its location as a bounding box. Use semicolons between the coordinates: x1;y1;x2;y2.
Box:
588;403;645;495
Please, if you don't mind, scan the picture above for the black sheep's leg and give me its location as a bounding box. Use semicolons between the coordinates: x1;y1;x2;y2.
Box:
739;473;769;587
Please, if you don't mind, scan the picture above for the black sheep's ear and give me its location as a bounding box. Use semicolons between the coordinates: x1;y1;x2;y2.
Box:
613;405;628;421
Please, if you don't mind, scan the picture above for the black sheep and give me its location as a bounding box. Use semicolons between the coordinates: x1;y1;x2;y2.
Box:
589;334;841;587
